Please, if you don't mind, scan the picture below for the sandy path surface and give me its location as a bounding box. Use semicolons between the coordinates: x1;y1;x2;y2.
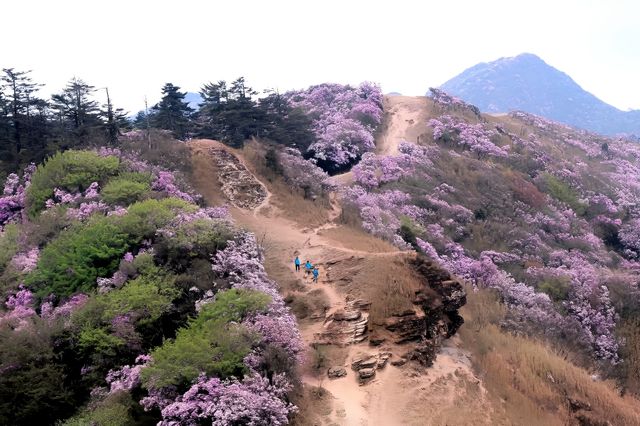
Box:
376;96;431;156
190;134;494;425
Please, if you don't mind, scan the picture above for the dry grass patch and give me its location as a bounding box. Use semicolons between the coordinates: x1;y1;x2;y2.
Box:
290;386;334;426
317;225;397;253
326;254;422;327
460;287;640;426
286;289;331;320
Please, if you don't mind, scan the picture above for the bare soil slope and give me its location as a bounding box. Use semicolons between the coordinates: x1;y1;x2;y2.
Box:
189;139;493;425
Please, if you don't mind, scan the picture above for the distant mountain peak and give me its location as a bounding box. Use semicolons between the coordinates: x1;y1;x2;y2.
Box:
439;53;640;136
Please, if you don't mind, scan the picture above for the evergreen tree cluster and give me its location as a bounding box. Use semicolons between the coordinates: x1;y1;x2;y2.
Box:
144;77;315;150
0;69;129;177
0;70;315;177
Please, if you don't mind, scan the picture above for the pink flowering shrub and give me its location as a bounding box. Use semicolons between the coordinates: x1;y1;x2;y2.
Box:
1;286;36;330
352;152;412;188
66;201;109;221
0;164;35;227
40;293;89;322
106;354;151;393
212;231;304;363
428;115;508;159
428;88;481;116
143;373;295;426
152;171;197;203
276;148;334;197
341;186;411;243
10;247;40;273
287;82;383;169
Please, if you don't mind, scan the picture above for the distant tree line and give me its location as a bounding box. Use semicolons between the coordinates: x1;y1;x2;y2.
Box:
138;77;315;150
0;69;129;176
0;70;315;177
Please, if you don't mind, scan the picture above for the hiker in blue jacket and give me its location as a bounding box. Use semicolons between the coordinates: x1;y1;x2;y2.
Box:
312;267;319;283
305;260;313;276
294;256;301;272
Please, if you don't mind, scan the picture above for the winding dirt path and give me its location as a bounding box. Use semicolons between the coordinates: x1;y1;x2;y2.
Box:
189;135;494;425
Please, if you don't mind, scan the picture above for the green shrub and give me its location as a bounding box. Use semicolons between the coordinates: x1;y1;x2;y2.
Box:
27;198;195;298
99;273;180;327
115;198;196;240
62;392;137;426
27;150;120;216
540;173;586;215
155;218;233;272
117;171;154;185
0;224;19;274
142;289;270;389
27;218;131;297
77;327;125;359
101;178;150;205
537;277;571;302
399;216;420;249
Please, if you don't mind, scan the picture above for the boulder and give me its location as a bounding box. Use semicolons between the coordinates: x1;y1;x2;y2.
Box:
390;358;407;367
351;355;378;371
377;352;392;369
369;336;386;346
332;309;361;321
358;368;376;382
327;367;347;379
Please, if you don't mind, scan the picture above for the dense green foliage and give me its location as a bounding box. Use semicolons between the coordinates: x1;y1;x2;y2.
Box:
62;392;147;426
0;323;75;425
195;77;315;148
101;177;150;205
0;223;19;273
0;70;129;178
155;218;233;272
71;262;181;374
26;198;193;297
540;172;586;215
142;289;270;389
26;150;120;215
27;218;130;297
151;83;193;140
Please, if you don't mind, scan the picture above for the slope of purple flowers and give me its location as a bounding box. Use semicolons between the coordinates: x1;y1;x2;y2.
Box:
0;148;303;425
342;91;640;366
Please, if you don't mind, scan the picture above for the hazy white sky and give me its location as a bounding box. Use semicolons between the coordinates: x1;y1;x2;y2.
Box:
2;0;639;113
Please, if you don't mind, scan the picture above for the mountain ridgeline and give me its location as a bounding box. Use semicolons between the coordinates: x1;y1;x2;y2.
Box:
439;53;640;136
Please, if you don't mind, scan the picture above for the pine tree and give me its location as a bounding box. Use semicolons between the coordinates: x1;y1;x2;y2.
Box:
151;83;193;139
196;77;266;147
51;78;103;147
100;88;129;145
1;69;42;166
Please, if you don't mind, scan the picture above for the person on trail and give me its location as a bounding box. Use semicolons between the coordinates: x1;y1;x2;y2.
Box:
294;256;301;272
312;267;319;283
305;260;313;276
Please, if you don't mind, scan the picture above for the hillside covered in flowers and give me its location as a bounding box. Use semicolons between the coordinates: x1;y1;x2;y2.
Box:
0;148;302;425
329;89;640;389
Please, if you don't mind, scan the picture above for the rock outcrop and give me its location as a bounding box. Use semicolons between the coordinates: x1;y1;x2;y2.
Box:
208;148;267;209
386;255;467;366
349;351;395;384
315;298;370;346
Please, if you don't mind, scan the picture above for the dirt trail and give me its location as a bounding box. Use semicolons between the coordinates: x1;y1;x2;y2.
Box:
190;133;494;424
376;95;432;156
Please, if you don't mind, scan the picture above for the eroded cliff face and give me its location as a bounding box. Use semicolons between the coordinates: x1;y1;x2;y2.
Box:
385;255;467;366
318;252;466;374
